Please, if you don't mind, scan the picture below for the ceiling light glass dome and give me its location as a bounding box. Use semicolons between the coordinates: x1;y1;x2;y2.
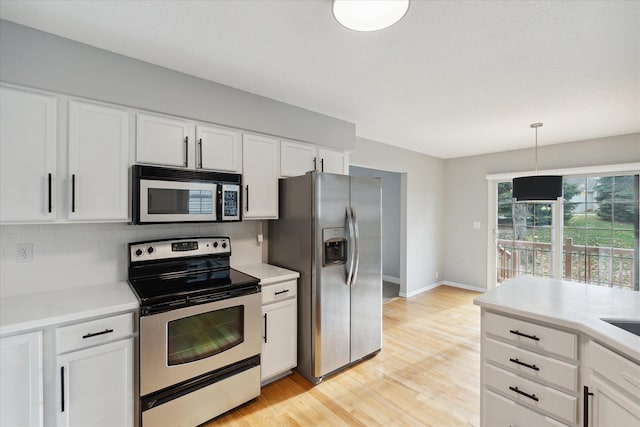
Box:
333;0;410;32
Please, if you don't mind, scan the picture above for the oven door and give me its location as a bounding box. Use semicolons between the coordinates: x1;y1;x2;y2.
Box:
139;292;261;396
139;178;218;223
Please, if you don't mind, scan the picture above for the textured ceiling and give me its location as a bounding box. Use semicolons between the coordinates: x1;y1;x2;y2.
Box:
1;1;638;158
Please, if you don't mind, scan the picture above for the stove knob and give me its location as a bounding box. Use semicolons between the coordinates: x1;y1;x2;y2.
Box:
213;242;219;248
221;242;227;249
135;248;143;257
147;247;155;254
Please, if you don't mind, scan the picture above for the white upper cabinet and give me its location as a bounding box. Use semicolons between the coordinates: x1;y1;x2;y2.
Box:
318;147;349;175
68;101;129;221
280;140;349;177
0;86;57;223
280;140;317;177
195;125;242;173
136;113;190;168
242;133;280;219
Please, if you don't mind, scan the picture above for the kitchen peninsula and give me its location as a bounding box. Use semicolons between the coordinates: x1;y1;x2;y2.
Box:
474;276;640;426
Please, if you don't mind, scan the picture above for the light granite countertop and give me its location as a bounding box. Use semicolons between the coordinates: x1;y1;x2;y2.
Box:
0;282;139;336
234;263;300;285
474;275;640;362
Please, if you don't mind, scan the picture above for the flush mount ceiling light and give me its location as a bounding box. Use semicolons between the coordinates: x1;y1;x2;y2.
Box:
332;0;410;32
512;123;563;202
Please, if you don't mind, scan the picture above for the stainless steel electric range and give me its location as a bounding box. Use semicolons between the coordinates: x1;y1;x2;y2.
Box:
127;236;261;427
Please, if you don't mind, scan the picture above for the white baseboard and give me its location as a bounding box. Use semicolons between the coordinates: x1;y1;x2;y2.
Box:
398;280;486;298
440;280;486;293
400;281;441;298
382;275;401;284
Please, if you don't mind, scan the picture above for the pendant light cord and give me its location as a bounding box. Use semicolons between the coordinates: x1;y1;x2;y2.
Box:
530;122;542;174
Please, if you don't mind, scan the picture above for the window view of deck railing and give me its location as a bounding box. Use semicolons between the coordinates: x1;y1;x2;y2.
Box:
495;174;639;291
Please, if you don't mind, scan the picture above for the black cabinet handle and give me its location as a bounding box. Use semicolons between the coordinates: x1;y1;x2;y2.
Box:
184;136;189;167
263;313;268;343
509;386;538;402
60;366;65;412
313;157;317;170
71;174;76;213
509;329;540;341
198;138;203;169
321;158;324;172
509;357;540;371
245;185;249;212
48;173;53;213
583;385;594;427
274;289;290;295
82;328;114;339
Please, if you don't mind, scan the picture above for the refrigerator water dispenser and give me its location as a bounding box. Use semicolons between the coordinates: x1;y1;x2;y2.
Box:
322;227;347;266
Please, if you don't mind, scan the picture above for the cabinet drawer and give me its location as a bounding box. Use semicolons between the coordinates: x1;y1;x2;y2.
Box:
485;337;578;392
589;340;640;398
484;311;577;360
485;363;577;424
56;312;133;354
262;280;297;304
485;389;570;427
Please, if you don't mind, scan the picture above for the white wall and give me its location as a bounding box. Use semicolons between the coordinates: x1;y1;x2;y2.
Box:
0;221;266;298
351;137;445;296
0;20;355;151
442;132;640;290
350;165;401;281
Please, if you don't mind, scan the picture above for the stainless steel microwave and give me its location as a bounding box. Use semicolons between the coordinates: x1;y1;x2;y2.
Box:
132;165;241;224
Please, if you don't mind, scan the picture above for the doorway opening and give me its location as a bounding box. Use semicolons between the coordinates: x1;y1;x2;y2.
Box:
350;165;403;301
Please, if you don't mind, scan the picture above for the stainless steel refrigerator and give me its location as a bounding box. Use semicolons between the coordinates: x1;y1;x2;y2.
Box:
269;171;382;384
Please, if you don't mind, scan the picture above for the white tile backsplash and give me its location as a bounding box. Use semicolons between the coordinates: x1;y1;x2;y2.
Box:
0;221;267;297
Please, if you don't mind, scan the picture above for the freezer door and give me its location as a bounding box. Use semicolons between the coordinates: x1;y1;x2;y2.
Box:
350;176;382;361
314;173;351;377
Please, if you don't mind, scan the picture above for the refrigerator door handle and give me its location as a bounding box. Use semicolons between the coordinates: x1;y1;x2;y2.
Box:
351;206;360;286
346;206;356;286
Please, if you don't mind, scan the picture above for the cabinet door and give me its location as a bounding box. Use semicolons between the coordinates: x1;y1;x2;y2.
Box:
57;338;133;427
0;86;57;222
196;125;242;172
68;101;129;221
261;298;297;383
318;147;348;175
0;331;43;427
589;377;640;427
136;113;190;167
242;133;280;219
280;140;317;177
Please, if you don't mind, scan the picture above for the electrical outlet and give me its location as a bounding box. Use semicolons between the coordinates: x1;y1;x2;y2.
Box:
17;243;33;263
435;271;439;280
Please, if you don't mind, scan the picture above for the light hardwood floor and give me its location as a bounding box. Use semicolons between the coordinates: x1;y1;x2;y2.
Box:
207;285;481;426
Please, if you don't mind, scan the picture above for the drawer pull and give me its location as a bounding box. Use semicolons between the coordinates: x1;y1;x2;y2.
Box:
274;289;290;295
509;357;540;371
509;386;539;402
509;329;540;341
82;328;114;339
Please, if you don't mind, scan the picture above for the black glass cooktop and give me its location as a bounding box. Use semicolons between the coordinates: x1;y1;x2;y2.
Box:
129;268;259;313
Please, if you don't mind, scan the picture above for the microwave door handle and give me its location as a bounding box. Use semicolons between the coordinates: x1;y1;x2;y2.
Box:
351;207;360;286
346;207;355;286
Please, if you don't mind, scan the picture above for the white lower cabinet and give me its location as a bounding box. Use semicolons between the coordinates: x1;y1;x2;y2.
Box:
0;331;43;427
261;280;297;384
56;313;134;427
585;341;640;427
481;310;579;426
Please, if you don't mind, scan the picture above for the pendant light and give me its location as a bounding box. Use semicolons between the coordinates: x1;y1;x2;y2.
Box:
332;0;409;32
512;123;562;202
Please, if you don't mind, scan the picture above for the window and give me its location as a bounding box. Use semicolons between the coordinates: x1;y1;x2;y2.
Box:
494;174;639;290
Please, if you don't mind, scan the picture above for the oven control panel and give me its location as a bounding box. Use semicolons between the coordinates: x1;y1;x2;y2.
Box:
129;237;231;262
